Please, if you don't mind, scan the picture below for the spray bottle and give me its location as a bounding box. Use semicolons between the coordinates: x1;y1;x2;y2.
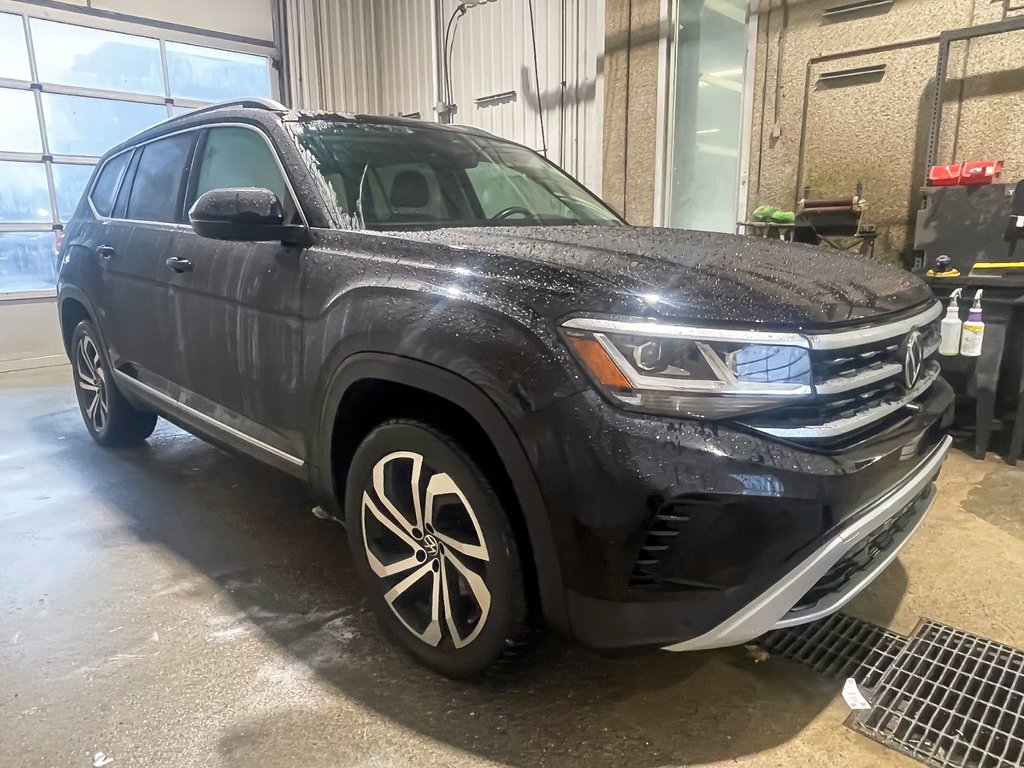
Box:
939;288;963;356
959;289;985;357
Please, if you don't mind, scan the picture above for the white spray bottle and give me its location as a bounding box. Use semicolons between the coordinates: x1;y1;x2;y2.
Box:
959;289;985;357
939;288;963;356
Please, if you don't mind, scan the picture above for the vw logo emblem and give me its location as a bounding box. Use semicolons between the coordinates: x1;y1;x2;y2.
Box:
900;329;924;390
422;534;440;558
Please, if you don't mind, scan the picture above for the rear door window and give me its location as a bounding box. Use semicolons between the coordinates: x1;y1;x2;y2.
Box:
126;132;196;223
89;152;130;217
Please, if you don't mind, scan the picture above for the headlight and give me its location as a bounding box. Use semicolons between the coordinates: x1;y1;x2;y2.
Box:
562;318;812;418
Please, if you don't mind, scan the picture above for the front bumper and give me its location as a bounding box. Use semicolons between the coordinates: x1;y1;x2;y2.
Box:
662;434;949;651
517;377;954;652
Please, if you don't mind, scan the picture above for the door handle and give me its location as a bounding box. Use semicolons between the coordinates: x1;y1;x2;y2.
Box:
166;256;193;273
97;245;115;259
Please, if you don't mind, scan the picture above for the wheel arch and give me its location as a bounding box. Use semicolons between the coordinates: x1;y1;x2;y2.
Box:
58;289;96;356
311;352;568;632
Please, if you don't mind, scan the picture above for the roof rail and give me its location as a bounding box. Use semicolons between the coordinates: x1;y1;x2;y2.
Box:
164;97;288;123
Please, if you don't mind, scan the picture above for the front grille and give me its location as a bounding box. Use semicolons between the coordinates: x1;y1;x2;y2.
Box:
741;307;942;442
745;378;904;430
814;319;940;386
790;485;930;613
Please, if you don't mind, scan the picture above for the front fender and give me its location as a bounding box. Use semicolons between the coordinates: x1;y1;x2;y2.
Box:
310;351;570;632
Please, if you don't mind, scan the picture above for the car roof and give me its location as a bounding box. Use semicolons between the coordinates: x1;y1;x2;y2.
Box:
100;98;500;160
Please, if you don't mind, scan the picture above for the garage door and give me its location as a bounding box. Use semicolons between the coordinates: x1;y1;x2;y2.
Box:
0;4;276;371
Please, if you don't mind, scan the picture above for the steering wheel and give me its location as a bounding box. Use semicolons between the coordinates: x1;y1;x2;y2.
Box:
490;206;537;221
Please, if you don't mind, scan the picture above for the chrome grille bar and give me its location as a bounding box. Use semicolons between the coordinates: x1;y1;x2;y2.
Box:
804;302;942;350
754;362;940;439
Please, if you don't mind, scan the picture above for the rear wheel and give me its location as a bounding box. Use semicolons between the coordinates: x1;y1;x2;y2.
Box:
71;320;157;446
346;419;529;678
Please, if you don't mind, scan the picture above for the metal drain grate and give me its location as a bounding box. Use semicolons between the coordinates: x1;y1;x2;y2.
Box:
759;612;907;689
847;619;1024;768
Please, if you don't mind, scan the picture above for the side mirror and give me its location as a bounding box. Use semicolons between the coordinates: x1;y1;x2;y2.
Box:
189;187;310;245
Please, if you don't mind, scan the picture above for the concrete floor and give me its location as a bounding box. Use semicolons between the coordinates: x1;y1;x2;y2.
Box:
2;366;1024;768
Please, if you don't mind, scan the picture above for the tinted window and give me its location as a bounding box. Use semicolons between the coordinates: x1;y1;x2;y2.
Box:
90;153;128;217
192;127;287;205
126;133;194;223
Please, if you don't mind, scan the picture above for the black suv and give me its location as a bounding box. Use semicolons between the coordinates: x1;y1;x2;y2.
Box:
57;99;953;677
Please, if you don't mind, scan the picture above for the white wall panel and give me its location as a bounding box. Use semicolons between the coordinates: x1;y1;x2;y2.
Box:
281;0;605;192
0;297;64;372
440;0;604;192
281;0;380;112
375;0;435;118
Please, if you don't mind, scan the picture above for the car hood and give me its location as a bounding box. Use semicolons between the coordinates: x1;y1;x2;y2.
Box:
395;225;935;327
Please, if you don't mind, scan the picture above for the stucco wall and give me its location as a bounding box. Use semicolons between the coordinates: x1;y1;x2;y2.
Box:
748;0;1024;264
603;0;664;224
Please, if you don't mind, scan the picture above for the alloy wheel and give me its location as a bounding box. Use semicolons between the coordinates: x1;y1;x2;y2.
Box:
361;451;492;649
76;335;109;432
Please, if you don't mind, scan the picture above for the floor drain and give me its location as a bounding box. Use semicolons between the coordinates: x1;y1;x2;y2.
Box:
759;612;907;689
847;619;1024;768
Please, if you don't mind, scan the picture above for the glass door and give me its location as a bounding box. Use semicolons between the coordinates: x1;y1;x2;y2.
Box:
666;0;752;233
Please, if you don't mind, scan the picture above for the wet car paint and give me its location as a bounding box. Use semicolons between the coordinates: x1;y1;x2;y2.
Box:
57;105;952;651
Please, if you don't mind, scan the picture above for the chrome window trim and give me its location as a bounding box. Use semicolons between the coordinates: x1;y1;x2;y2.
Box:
113;370;304;467
86;120;309;228
751;361;941;439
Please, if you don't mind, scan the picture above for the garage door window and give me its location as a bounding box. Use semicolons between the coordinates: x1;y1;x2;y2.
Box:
166;42;272;103
29;18;164;95
0;10;275;294
52;164;97;223
0;13;30;80
0;89;42;153
0;162;51;224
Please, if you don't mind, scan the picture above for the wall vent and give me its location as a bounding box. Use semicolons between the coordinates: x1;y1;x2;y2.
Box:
823;0;895;20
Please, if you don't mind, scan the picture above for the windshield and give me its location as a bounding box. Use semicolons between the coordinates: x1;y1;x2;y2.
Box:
289;120;623;230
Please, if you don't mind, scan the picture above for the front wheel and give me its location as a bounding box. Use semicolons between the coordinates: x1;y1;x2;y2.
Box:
71;320;157;446
346;419;529;677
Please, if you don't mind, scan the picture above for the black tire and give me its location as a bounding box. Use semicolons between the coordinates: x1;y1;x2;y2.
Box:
346;419;529;678
71;320;157;447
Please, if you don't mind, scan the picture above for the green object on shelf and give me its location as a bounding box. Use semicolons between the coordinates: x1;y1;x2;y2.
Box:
770;210;795;224
752;204;776;222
